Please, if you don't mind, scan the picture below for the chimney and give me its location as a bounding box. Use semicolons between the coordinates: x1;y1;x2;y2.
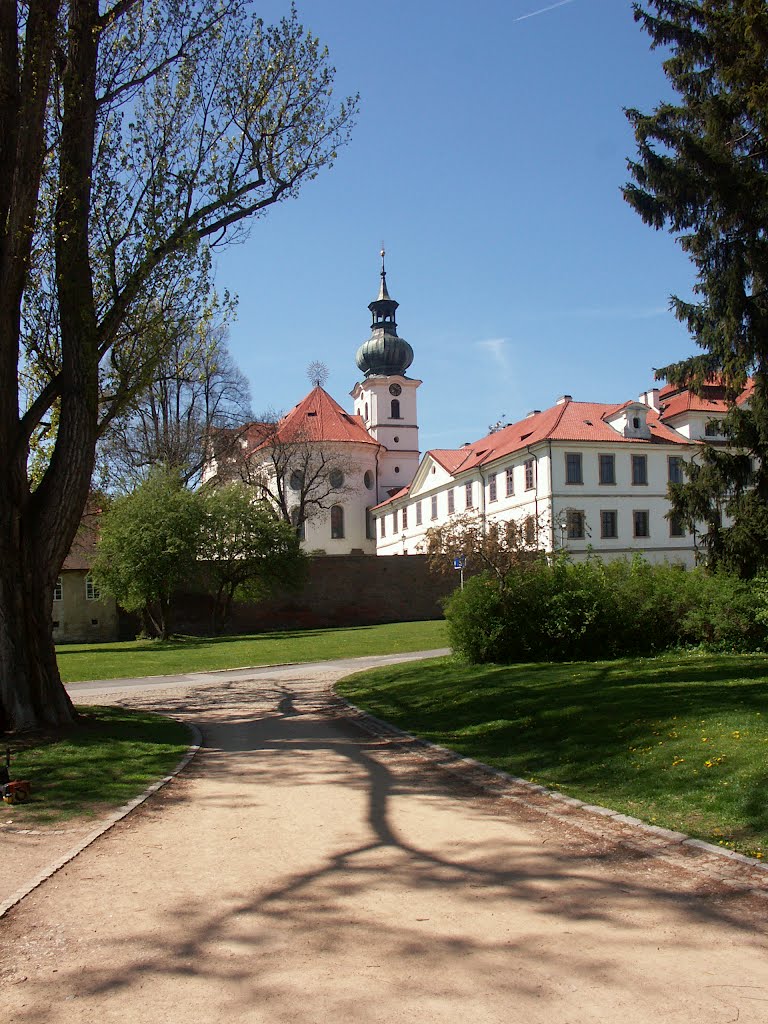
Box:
555;394;572;405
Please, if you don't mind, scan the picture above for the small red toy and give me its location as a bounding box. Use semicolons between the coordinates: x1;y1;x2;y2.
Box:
0;748;31;804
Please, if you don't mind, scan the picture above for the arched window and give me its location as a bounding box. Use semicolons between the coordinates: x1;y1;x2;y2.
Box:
290;507;305;542
390;398;400;419
329;468;344;488
365;402;369;421
330;504;345;539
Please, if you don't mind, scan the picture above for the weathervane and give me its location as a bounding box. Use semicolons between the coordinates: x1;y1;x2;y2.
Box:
306;360;329;389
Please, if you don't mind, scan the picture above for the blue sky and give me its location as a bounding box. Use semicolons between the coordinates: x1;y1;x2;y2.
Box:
215;0;697;451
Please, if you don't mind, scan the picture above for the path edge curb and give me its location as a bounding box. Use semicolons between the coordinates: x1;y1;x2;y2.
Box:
0;722;203;919
333;690;768;876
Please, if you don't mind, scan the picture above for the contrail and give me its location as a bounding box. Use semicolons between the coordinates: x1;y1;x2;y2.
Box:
513;0;576;23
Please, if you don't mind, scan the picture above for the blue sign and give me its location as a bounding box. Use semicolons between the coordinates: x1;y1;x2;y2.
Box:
453;557;466;570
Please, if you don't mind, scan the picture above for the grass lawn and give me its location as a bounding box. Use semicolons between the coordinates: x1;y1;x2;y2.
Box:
5;706;191;824
337;651;768;860
56;619;448;683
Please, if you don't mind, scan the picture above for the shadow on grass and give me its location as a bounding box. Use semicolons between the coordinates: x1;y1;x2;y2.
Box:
337;653;768;850
8;707;190;822
56;625;382;657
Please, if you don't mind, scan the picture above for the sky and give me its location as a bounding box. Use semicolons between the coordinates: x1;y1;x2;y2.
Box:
214;0;698;452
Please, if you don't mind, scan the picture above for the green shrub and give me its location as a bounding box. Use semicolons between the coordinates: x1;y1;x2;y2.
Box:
445;555;768;665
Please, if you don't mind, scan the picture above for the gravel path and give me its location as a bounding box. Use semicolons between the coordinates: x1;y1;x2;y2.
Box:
2;654;768;1023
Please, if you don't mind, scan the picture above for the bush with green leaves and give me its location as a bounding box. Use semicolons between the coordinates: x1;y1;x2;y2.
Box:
445;555;768;664
93;469;203;639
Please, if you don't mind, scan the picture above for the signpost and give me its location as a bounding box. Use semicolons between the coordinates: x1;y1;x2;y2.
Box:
453;556;466;590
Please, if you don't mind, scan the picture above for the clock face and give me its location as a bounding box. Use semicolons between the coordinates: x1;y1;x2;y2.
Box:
389;383;402;396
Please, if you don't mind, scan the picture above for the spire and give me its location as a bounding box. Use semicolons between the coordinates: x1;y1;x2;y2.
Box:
378;247;391;301
355;249;413;378
368;246;399;331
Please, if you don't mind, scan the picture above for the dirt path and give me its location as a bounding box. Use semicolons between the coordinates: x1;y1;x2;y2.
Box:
2;658;768;1023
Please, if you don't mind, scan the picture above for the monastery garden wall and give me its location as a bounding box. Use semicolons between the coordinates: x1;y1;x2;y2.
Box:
118;554;454;638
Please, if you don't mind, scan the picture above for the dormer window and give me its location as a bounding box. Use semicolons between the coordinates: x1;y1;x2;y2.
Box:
604;402;652;439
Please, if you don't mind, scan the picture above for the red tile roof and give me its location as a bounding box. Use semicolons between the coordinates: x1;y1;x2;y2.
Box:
373;397;692;510
659;380;753;420
447;398;689;470
251;387;380;449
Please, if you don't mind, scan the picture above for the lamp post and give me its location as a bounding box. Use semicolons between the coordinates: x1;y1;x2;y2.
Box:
558;514;568;551
401;532;407;555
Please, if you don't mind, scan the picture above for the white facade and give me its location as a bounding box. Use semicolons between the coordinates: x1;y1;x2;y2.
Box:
371;384;748;566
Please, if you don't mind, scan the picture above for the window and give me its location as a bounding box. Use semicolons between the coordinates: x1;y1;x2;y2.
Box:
364;470;374;490
566;510;585;540
431;494;438;520
53;577;63;602
524;458;535;490
402;505;408;529
289;469;304;491
705;420;720;437
330;505;345;539
366;508;375;540
524;516;536;545
669;513;686;538
565;452;583;485
506;467;514;496
668;456;685;484
465;482;474;508
290;507;305;542
598;453;615;485
631;454;648;485
380;515;386;538
390;398;401;419
600;510;618;539
392;509;399;532
329;468;344;488
416;501;422;526
85;575;100;601
488;473;497;502
447;488;455;514
633;509;650;538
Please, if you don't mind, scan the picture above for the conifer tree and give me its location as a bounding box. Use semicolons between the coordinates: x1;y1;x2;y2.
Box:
624;1;768;574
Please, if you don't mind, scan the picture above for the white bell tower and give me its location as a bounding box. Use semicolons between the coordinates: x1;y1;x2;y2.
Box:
350;251;421;504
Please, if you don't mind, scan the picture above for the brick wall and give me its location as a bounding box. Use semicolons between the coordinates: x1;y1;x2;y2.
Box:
165;554;456;635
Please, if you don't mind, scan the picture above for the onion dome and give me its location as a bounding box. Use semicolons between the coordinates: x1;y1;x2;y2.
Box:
355;250;414;377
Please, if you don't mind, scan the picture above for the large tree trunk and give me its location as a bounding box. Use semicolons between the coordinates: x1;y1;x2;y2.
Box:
0;1;99;733
0;524;76;733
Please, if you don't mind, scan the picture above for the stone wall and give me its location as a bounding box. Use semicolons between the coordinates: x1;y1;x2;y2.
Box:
160;554;456;636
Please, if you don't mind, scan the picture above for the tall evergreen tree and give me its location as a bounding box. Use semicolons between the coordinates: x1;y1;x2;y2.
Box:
624;1;768;574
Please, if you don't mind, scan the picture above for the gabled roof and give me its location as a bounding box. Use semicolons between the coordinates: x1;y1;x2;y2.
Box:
255;386;380;449
371;396;691;511
440;398;688;470
658;379;754;421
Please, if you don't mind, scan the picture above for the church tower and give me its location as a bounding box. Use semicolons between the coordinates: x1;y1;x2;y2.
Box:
350;251;421;503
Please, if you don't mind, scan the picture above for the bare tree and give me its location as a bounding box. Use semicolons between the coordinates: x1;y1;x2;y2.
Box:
97;306;252;490
221;411;357;535
424;512;547;592
0;2;357;731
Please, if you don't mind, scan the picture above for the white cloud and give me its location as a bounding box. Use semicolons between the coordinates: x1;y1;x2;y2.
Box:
475;337;512;372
